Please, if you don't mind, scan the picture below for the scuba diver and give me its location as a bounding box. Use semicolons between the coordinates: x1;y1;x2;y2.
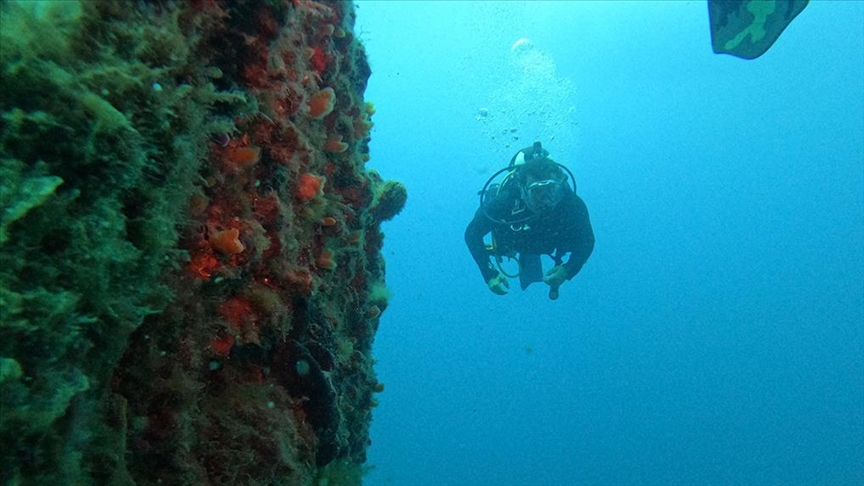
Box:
465;142;594;300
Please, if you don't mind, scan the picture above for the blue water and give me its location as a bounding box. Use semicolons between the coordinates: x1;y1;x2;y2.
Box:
354;2;864;485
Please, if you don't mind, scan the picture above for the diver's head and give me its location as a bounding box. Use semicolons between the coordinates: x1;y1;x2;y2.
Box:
523;177;564;213
519;158;566;213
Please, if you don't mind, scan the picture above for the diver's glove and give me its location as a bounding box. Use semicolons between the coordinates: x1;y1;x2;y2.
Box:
543;265;569;300
487;272;511;295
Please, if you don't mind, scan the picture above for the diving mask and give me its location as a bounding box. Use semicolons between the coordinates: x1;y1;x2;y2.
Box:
524;179;563;212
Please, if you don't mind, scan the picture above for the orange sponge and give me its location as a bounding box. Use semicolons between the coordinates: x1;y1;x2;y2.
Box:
323;134;348;153
296;173;323;202
321;216;338;227
307;87;335;119
226;146;261;165
316;249;337;270
209;228;245;255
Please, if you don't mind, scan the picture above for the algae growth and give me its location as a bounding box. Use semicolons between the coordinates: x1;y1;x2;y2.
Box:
0;1;403;484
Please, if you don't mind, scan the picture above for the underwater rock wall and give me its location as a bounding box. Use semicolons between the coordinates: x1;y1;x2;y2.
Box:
0;1;404;484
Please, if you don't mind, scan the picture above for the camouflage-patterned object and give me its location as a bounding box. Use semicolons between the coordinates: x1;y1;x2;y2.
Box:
708;0;809;59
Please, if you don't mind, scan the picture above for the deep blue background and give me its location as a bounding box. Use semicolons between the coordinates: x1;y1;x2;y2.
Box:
354;2;864;485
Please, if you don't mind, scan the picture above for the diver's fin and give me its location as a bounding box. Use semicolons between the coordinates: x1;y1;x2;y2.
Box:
519;254;543;290
708;0;808;60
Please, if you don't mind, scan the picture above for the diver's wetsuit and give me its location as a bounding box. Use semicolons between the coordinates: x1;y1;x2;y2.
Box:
464;184;595;288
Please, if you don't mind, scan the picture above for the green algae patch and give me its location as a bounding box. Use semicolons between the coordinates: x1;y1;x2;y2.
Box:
1;1;400;484
0;156;63;245
0;1;245;483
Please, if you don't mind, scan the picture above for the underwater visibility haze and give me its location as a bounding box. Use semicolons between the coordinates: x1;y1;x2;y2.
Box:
356;1;864;485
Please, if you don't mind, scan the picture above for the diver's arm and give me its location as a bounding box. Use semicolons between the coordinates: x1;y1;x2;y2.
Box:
562;195;595;280
464;209;499;282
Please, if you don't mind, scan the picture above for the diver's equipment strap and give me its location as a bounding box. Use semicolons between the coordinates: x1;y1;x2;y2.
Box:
495;254;520;279
551;250;564;266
